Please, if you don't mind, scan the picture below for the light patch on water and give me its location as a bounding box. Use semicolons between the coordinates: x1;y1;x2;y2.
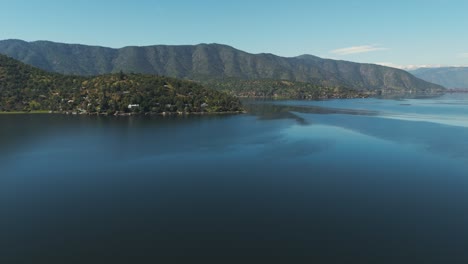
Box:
380;112;468;128
281;123;391;148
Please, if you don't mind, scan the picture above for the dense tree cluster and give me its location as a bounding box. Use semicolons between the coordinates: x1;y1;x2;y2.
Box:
204;78;370;99
0;55;242;113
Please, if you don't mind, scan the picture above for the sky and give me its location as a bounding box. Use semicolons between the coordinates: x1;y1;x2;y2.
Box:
1;0;468;69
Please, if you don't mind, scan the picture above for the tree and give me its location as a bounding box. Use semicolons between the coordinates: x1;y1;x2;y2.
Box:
119;70;126;81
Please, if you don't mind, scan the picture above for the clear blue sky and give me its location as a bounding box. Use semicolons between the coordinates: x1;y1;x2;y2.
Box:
1;0;468;68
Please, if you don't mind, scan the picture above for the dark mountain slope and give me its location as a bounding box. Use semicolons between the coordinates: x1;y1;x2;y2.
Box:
0;39;444;94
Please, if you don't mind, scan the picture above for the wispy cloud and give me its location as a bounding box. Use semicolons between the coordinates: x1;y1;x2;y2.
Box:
330;45;388;55
375;62;467;70
458;53;468;58
375;62;438;70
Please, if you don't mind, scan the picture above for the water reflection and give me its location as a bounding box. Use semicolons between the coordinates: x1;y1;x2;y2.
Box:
245;101;379;123
245;97;468;159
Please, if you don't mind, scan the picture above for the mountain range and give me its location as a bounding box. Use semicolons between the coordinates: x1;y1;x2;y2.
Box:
0;39;444;94
411;67;468;89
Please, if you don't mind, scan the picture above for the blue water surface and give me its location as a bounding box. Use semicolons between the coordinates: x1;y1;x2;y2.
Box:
1;94;468;263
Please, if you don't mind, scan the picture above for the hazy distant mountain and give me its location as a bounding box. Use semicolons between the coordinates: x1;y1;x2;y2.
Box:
0;39;444;93
411;67;468;89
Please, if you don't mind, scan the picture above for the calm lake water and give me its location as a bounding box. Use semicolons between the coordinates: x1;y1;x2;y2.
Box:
1;94;468;263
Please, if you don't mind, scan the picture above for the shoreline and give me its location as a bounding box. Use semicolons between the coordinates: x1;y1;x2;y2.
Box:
0;91;449;116
0;110;247;116
0;111;51;115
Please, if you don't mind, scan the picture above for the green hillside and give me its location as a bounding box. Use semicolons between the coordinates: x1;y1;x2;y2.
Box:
0;54;242;114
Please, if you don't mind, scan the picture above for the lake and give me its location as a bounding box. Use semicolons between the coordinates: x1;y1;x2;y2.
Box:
1;94;468;263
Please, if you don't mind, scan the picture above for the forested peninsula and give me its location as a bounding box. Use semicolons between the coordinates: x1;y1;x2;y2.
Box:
0;54;242;115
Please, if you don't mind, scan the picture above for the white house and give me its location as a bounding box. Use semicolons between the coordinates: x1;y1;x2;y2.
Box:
128;104;140;109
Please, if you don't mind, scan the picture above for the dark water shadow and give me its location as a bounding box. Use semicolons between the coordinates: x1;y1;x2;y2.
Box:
244;102;379;125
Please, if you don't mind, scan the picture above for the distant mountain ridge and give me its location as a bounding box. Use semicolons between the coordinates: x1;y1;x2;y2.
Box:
0;39;444;93
411;67;468;89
